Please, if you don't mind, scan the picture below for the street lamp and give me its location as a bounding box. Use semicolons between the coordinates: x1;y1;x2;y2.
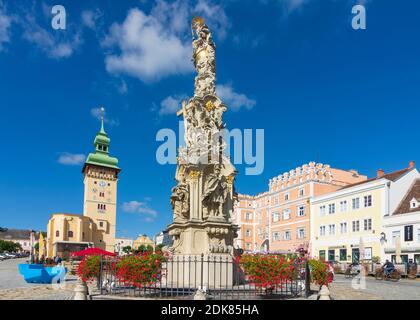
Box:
380;232;387;245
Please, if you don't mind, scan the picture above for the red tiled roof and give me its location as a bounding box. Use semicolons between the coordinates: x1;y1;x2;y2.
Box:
339;168;411;190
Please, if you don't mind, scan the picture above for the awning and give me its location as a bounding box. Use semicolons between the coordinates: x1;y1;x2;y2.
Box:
71;248;117;257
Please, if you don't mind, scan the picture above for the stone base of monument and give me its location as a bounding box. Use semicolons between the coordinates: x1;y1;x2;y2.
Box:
168;219;236;255
162;254;234;290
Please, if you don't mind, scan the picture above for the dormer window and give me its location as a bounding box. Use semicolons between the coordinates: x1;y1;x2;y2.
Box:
410;198;418;209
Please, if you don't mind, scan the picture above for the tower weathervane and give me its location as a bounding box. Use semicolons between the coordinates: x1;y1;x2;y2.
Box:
99;106;105;133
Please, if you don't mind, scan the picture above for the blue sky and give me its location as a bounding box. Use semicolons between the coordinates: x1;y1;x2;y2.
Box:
0;0;419;239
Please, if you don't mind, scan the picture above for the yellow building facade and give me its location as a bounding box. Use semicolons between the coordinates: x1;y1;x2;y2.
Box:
133;235;154;249
311;163;419;263
46;113;120;259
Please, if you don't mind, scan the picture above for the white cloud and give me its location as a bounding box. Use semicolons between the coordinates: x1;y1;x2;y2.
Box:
193;0;230;40
259;0;309;15
20;14;82;59
90;107;120;127
216;84;256;112
103;8;192;83
158;84;255;115
117;79;128;94
284;0;308;12
0;2;12;51
122;200;158;221
81;9;103;31
57;153;86;166
159;95;187;116
102;0;230;83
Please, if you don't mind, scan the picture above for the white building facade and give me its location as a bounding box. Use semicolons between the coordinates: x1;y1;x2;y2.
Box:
311;163;419;263
383;179;420;264
114;238;134;255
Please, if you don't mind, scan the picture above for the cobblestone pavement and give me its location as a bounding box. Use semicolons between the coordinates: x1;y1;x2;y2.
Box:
0;258;76;300
329;274;420;300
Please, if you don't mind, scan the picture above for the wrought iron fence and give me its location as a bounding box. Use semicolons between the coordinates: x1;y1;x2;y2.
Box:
98;254;311;300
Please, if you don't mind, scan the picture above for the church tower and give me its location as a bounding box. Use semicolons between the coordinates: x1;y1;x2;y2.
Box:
82;108;120;252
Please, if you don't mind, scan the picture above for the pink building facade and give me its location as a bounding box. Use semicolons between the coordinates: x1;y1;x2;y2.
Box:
234;162;367;254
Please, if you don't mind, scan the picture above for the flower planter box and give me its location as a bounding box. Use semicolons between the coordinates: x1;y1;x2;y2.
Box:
18;264;67;284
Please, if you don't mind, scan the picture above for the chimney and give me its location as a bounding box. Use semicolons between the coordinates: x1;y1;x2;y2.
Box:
349;169;359;177
409;161;415;169
377;169;385;178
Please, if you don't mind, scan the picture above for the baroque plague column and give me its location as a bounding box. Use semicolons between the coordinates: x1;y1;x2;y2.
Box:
167;17;238;260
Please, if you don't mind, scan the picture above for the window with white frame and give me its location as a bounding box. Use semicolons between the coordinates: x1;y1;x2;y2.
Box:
245;243;251;250
246;212;253;221
392;230;401;245
282;209;291;220
319;205;326;216
245;229;252;237
299;187;305;197
297;228;306;239
283;230;291;241
284;193;289;201
340;222;347;234
417;228;420;243
329;203;336;214
352;220;360;232
340;200;347;212
272;231;280;241
352;198;360;210
272;211;280;223
319;226;326;236
363;218;372;231
364;195;372;207
297;206;305;217
329;224;335;235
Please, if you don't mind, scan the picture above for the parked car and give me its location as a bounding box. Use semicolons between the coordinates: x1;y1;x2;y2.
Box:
0;253;9;260
4;253;18;259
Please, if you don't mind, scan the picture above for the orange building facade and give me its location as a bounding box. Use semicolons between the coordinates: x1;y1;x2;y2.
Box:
233;162;367;254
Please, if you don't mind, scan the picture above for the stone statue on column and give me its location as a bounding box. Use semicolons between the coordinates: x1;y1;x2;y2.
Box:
202;165;229;219
167;17;238;257
170;180;190;221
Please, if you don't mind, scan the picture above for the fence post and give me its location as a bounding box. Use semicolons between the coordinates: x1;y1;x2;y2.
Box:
305;260;311;298
200;254;204;290
99;255;103;295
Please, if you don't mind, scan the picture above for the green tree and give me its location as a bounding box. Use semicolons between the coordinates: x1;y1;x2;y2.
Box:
122;246;132;254
0;240;22;252
34;242;39;253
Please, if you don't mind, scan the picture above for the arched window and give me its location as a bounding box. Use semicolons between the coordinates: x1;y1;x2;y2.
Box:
56;230;59;237
68;231;73;238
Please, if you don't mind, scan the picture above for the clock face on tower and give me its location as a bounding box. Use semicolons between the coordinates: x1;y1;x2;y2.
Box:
99;181;107;188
